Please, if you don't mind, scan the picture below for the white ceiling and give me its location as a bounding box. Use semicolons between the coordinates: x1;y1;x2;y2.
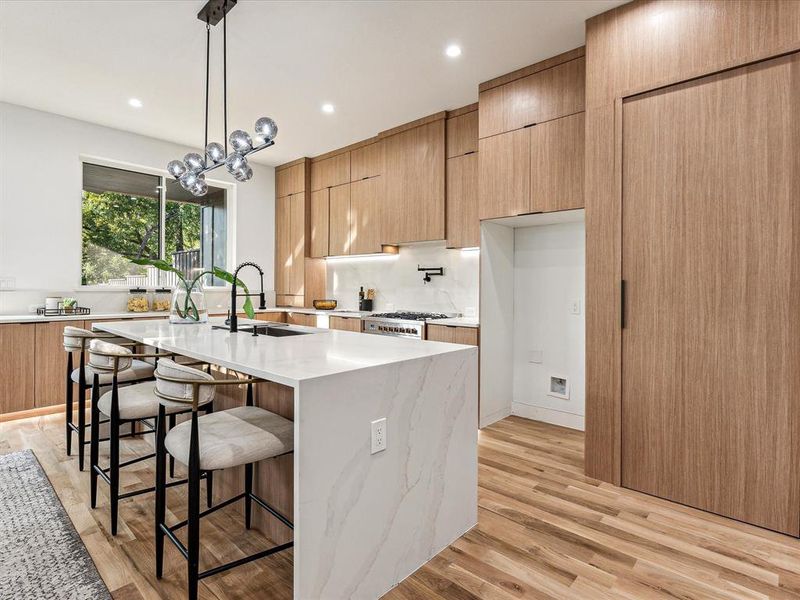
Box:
0;0;625;167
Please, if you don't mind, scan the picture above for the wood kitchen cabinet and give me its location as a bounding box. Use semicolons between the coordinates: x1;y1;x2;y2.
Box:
309;188;329;258
329;316;362;332
479;55;585;138
530;112;585;212
446;110;478;158
275;191;306;302
349;176;384;255
351;140;384;180
382;117;445;244
0;323;35;414
311;152;350;191
328;183;351;256
276;162;305;198
478;128;530;220
447;153;479;248
286;312;317;327
34;319;84;408
426;324;479;346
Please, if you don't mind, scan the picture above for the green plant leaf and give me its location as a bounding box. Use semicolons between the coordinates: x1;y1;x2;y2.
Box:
212;267;255;319
130;256;183;275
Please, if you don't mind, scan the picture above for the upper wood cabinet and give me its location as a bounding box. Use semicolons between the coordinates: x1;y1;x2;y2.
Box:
447;153;479;248
351;141;384;180
275;192;305;297
311;153;351;191
478;128;530;220
289;193;305;295
328;183;351;256
479;56;585;139
350;176;385;255
309;188;329;258
276;162;306;197
383;118;446;244
0;324;35;414
530;112;585;213
446;110;479;158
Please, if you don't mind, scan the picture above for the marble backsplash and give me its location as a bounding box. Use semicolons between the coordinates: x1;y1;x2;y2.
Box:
326;242;480;316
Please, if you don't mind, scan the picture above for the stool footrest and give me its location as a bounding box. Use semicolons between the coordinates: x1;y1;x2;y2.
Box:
170;491;244;533
198;541;294;580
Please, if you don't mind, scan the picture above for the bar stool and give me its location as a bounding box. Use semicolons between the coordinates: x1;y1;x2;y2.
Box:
153;360;294;600
87;340;214;536
63;326;155;470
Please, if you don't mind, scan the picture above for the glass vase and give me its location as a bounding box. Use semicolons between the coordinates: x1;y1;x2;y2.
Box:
169;279;208;324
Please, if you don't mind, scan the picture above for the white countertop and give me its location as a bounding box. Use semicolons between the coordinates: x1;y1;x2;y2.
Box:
426;317;479;329
0;311;169;324
93;317;474;388
255;307;371;318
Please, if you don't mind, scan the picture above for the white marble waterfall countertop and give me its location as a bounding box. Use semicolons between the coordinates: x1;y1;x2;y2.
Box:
93;317;474;388
0;310;169;324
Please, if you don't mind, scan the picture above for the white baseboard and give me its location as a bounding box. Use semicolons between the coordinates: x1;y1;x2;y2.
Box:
511;403;584;431
480;406;512;429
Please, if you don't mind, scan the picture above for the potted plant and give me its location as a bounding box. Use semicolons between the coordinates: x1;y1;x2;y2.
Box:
131;259;255;323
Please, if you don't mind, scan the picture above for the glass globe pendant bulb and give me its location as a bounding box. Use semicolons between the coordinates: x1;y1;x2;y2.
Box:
225;152;247;175
191;179;208;196
233;164;253;182
179;171;203;190
254;117;278;142
205;142;225;164
229;130;252;153
167;160;187;178
184;152;205;173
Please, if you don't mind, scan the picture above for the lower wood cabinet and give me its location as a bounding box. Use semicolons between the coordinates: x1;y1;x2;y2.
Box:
329;316;362;332
35;319;84;408
426;324;479;346
0;323;35;414
255;312;287;323
286;312;317;327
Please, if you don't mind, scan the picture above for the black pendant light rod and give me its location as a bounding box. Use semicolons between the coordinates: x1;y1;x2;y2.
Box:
204;21;210;151
223;0;228;156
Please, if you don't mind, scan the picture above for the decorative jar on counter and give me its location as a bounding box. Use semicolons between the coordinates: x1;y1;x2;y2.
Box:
152;288;172;312
127;288;150;312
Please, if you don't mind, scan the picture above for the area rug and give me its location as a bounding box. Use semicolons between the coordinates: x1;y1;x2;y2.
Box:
0;450;111;599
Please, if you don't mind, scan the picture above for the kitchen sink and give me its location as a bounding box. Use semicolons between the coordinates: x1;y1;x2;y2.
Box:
211;324;312;337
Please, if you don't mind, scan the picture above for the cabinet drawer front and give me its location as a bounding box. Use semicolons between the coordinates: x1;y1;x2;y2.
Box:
426;324;478;346
329;316;362;332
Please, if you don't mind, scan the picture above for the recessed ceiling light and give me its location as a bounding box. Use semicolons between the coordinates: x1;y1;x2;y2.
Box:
445;44;462;58
321;103;335;114
128;98;143;108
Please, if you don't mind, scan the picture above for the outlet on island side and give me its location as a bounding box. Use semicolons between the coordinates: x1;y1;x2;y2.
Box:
371;418;387;454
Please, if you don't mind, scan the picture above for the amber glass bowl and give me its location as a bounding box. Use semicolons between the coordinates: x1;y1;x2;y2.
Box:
312;299;338;310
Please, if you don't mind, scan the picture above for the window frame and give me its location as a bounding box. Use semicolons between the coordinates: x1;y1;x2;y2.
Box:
78;155;236;290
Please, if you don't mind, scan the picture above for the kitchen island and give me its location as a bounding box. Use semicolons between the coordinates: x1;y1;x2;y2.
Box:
94;317;478;599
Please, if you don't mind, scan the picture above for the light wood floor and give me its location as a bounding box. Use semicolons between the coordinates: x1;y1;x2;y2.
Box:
2;414;800;599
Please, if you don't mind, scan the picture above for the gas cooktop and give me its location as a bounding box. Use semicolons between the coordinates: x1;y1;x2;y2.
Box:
369;311;450;321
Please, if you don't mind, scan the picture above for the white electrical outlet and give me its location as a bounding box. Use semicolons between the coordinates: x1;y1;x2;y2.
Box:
570;299;581;315
464;306;476;318
529;350;543;364
371;418;387;454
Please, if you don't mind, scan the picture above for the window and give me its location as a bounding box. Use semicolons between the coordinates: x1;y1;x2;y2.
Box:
81;163;227;287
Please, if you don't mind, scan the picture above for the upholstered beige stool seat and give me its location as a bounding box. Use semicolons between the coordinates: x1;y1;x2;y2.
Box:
97;380;211;421
164;406;293;472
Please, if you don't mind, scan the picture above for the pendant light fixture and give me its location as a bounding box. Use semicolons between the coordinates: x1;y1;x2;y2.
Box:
167;0;277;196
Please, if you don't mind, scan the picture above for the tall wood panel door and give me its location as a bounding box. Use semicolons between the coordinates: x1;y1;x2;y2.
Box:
289;193;305;296
350;176;383;255
620;53;800;536
35;319;85;408
0;323;35;414
328;183;351;256
274;195;292;295
309;188;329;258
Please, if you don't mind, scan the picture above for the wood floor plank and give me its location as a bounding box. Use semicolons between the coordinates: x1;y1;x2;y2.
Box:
3;412;800;599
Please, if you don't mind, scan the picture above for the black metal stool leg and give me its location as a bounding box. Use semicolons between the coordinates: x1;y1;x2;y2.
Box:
90;375;101;508
109;383;121;536
77;374;87;471
245;463;253;530
168;413;176;478
187;413;201;600
65;352;74;456
155;405;167;579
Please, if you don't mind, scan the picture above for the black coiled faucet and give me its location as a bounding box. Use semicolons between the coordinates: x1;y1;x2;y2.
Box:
228;261;267;333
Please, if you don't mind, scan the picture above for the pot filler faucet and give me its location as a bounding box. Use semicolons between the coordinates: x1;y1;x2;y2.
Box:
228;261;267;333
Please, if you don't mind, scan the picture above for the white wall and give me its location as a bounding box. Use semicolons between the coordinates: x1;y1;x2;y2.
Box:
326;242;479;315
512;221;585;430
0;102;274;314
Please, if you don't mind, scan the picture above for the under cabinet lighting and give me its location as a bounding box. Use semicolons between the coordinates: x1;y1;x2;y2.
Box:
460;247;480;254
325;253;398;263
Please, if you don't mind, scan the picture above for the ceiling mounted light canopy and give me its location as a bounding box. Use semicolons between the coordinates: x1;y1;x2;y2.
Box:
166;0;277;197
